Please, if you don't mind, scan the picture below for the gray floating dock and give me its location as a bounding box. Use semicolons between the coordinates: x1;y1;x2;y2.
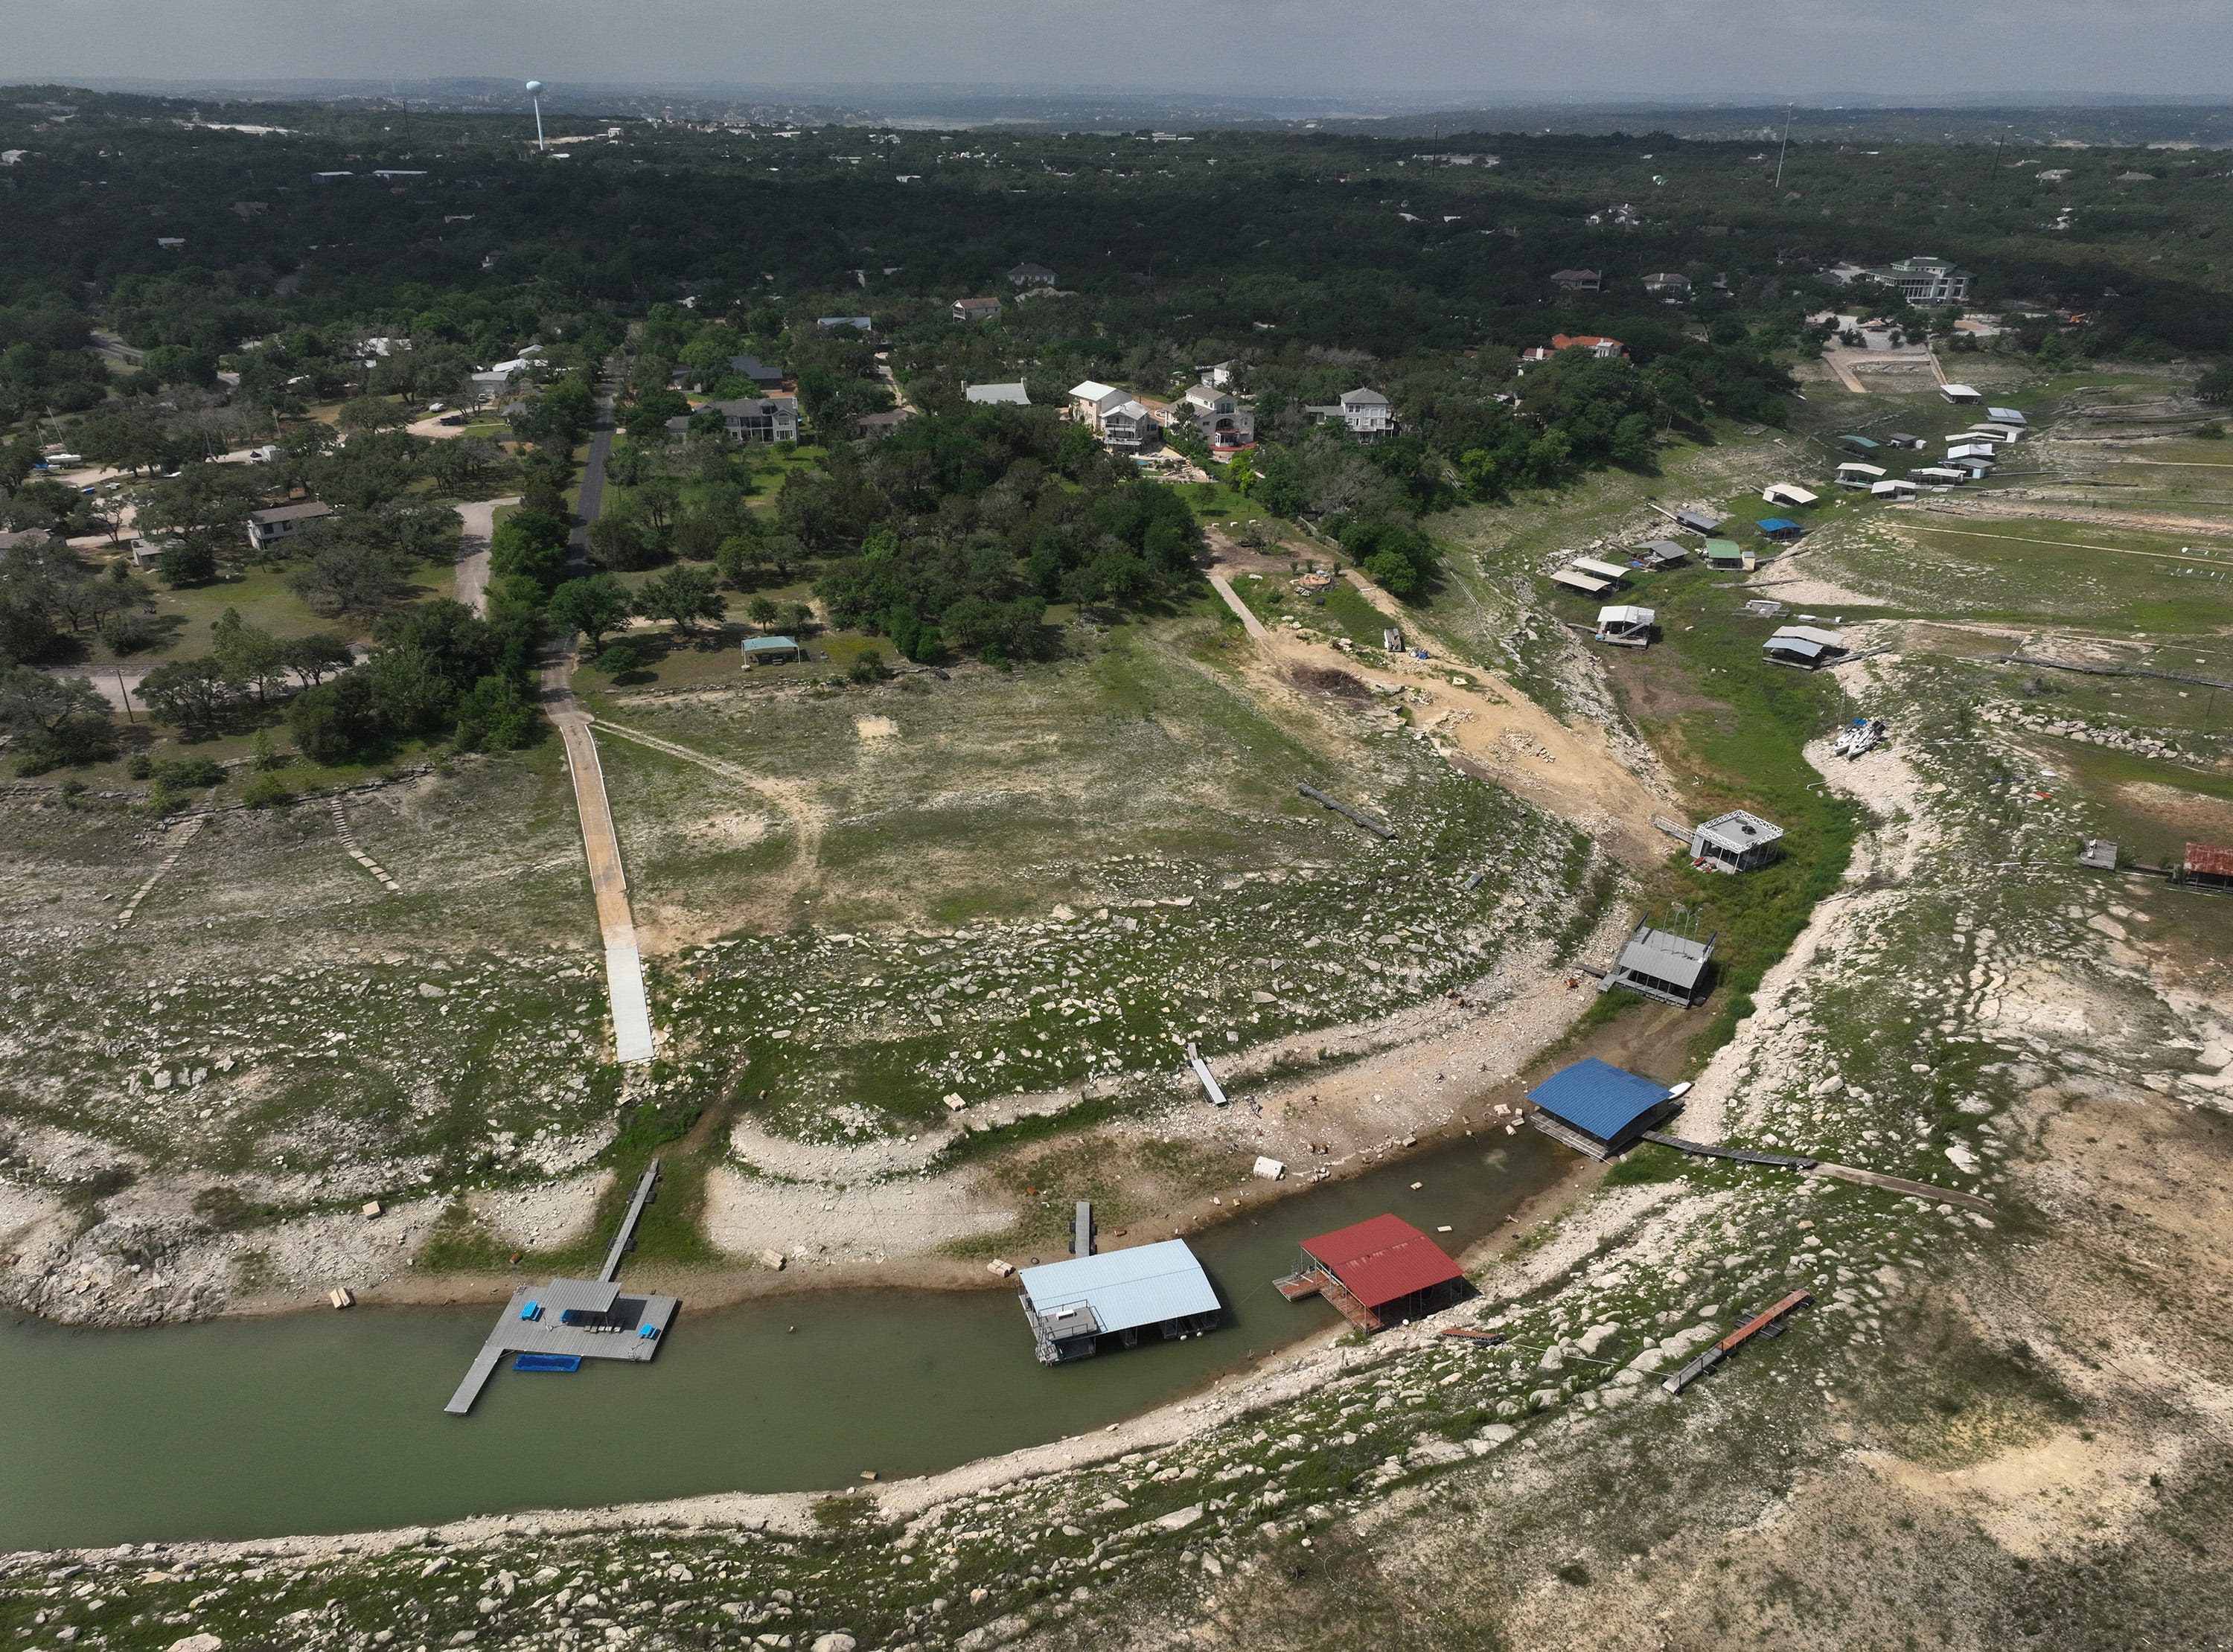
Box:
446;1158;676;1415
444;1281;679;1415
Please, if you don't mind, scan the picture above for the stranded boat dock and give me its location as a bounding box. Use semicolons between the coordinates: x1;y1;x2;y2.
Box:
444;1161;677;1415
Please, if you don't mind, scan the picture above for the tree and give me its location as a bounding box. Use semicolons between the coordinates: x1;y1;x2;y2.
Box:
274;633;353;688
336;397;414;437
549;573;632;649
211;609;290;703
2199;363;2233;406
0;667;113;769
290;538;415;617
137;464;267;572
488;508;572;590
588;512;660;572
138;656;239;734
621;390;689;444
637;565;725;634
450;675;539;750
286;672;382;763
157;539;218;588
746;595;779;632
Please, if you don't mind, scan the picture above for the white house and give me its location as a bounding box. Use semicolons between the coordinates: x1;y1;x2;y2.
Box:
1172;381;1253;448
1068;380;1128;430
247;501;334;553
1305;388;1393;438
952;296;1003;324
1099;400;1157;453
665;395;801;444
1007;263;1056;289
965;382;1032;406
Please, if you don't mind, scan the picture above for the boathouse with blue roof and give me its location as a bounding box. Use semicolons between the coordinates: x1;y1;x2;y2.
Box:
1527;1059;1681;1159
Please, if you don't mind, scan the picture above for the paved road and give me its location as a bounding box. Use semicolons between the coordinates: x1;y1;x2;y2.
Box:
1206;569;1270;639
450;495;520;618
541;371;656;1065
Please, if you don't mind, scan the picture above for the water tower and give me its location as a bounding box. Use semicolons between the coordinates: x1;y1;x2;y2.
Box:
525;80;546;152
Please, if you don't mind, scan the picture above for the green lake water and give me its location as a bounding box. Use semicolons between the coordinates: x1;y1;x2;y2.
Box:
0;1129;1565;1551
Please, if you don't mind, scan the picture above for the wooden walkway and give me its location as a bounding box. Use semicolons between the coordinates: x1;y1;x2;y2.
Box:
1641;1132;1818;1170
1274;1267;1383;1334
1807;1159;1996;1214
599;1162;662;1283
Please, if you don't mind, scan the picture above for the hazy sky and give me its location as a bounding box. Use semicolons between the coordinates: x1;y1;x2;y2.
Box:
7;0;2230;100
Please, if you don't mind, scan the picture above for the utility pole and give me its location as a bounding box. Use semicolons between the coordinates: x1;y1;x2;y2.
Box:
1773;104;1795;191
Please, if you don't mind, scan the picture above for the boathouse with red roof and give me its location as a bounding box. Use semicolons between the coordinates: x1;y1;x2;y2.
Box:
1274;1214;1468;1333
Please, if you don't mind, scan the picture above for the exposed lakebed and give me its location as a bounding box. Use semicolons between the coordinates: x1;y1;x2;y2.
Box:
0;1128;1565;1550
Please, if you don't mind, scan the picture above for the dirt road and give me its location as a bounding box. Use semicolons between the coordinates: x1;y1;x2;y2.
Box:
450;495;519;618
1215;562;1673;867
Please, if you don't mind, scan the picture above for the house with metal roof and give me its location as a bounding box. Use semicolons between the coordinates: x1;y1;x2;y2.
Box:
1304;388;1394;438
1527;1057;1681;1159
1692;808;1785;873
247;501;333;553
1595;604;1655;647
965;382;1032;406
1765;624;1847;669
741;635;804;666
727;353;786;388
1017;1239;1221;1363
1604;918;1716;1008
1277;1214;1466;1333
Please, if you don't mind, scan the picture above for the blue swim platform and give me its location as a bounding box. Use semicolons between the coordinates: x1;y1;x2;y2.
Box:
512;1353;581;1373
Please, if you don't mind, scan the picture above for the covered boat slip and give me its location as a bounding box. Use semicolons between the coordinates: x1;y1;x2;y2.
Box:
1017;1240;1221;1364
1595;604;1655;647
1527;1058;1681;1159
1277;1214;1468;1333
1549;566;1615;597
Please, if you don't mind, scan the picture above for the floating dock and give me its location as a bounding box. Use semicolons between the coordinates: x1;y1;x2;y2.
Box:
444;1161;676;1415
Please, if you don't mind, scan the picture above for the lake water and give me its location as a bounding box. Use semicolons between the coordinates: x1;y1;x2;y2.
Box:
0;1128;1565;1550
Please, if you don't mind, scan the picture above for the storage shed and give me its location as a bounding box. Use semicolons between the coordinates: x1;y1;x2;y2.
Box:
1692;808;1785;872
1285;1215;1466;1331
1605;919;1716;1007
1017;1240;1221;1364
1527;1058;1681;1159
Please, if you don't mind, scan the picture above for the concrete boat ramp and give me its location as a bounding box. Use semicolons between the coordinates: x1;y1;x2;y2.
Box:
445;1162;677;1415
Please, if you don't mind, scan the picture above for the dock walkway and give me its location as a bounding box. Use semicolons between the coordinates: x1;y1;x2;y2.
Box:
1274;1266;1383;1333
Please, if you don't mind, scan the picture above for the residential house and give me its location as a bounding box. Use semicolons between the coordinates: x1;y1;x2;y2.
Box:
965;382;1032;406
1641;272;1692;296
1825;255;1972;304
247;502;333;554
665;395;802;444
951;296;1003;324
848;409;909;439
1007;263;1057;289
1172;381;1254;449
1521;334;1628;369
817;316;873;333
1098;400;1158;453
727;354;787;389
1550;269;1602;292
1068;380;1128;431
1304;388;1393;438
